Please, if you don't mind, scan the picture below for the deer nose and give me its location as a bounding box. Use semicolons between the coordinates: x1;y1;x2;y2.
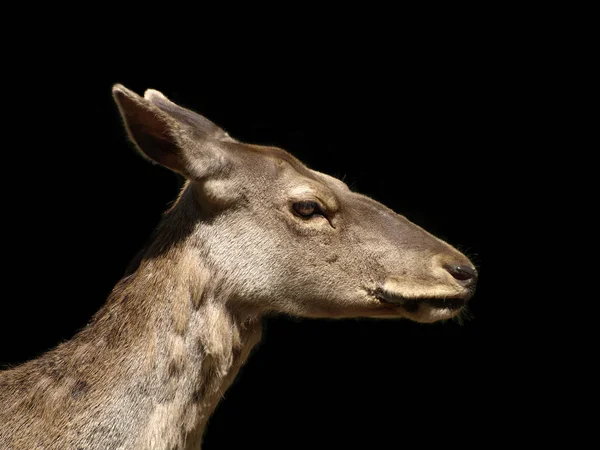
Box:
445;264;478;286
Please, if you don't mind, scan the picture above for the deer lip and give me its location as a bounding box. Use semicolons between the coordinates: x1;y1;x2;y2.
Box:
373;289;468;312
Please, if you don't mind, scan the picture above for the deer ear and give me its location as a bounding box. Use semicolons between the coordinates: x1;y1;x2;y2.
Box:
113;84;190;175
143;89;237;143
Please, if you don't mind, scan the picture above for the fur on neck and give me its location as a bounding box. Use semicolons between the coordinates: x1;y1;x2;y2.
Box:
0;189;263;450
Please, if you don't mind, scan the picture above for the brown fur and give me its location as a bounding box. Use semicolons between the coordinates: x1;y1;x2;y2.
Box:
0;85;477;449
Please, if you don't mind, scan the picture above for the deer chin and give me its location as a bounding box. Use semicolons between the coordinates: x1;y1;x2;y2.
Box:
371;288;472;323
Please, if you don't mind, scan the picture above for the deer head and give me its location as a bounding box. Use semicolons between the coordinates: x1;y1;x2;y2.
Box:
113;85;477;324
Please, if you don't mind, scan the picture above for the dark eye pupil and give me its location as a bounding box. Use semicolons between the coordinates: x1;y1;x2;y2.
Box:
293;201;318;217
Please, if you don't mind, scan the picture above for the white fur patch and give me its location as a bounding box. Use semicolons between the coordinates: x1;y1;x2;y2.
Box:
428;307;453;319
382;278;463;299
144;88;168;101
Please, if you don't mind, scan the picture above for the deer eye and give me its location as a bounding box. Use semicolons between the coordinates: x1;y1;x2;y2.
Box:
292;201;323;218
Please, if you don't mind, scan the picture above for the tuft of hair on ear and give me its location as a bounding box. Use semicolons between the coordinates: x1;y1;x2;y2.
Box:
143;89;172;113
112;83;129;96
144;88;169;104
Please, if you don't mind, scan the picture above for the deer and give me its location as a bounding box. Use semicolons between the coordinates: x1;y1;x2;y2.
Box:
0;84;478;450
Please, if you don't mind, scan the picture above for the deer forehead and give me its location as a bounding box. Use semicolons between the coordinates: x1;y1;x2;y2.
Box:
245;150;342;208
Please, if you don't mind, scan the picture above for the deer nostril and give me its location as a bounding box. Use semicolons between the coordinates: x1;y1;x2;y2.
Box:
445;264;478;284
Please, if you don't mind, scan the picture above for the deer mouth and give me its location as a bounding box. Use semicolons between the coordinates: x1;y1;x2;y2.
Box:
373;288;469;312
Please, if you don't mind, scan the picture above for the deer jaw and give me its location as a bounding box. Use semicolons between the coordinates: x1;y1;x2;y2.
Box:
113;85;477;324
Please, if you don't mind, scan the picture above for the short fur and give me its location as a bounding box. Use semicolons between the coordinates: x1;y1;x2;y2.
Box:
0;85;477;449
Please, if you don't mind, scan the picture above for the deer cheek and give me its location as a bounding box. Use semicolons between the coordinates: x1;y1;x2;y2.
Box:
289;217;332;237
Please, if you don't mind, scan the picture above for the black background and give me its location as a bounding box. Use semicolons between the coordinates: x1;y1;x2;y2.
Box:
0;36;536;448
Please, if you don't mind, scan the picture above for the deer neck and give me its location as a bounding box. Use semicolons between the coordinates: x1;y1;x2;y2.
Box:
2;188;263;450
109;246;260;448
109;186;264;448
116;248;263;449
